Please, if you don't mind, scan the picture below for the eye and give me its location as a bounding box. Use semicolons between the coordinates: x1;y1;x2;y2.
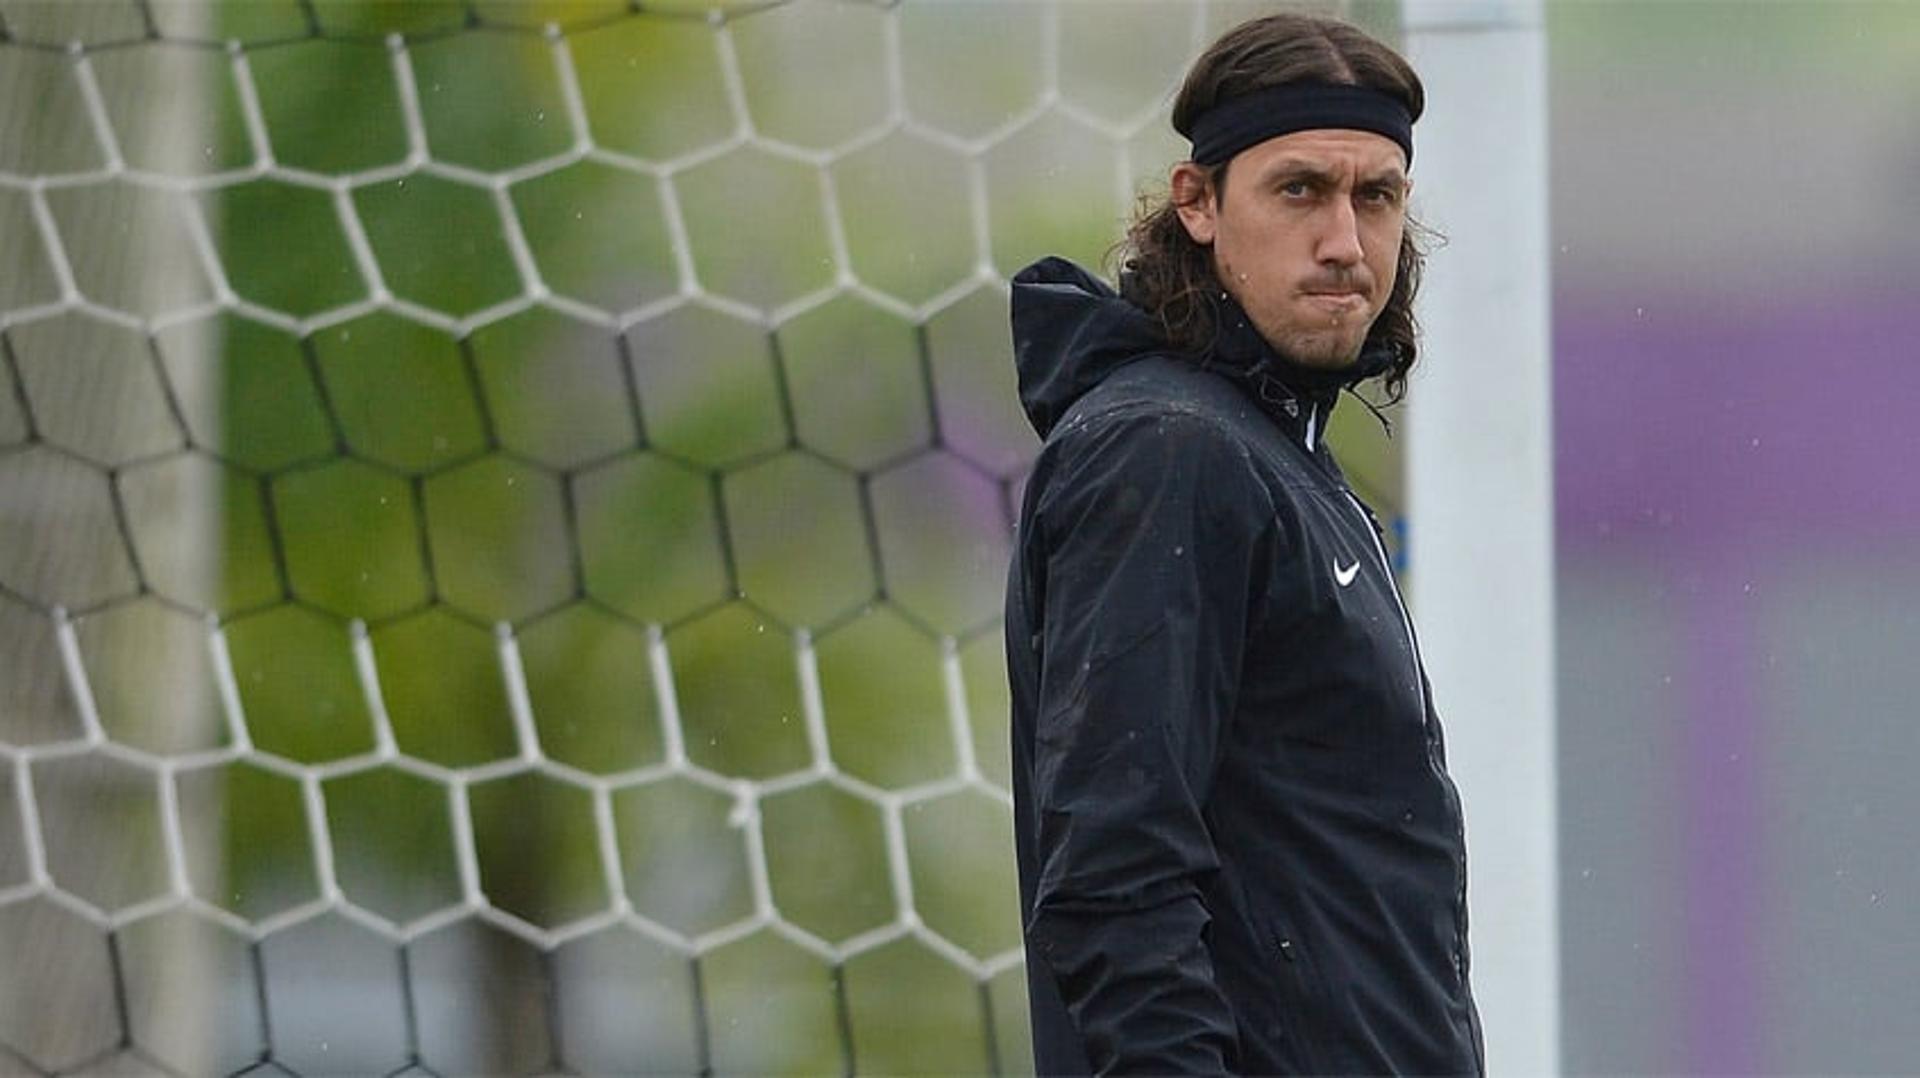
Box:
1359;184;1403;207
1279;179;1312;198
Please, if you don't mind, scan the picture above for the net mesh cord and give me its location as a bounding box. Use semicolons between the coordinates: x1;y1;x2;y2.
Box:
0;0;1395;1073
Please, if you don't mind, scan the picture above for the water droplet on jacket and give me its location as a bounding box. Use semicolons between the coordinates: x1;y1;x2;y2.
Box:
1172;545;1184;556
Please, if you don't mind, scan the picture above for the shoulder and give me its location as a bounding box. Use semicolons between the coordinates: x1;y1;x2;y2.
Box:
1069;355;1258;429
1044;358;1264;477
1028;363;1275;531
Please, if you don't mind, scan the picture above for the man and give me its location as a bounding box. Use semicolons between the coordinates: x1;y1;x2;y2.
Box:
1003;13;1483;1075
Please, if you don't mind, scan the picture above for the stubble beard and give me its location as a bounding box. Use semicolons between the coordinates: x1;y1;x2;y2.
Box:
1245;301;1375;370
1219;259;1379;371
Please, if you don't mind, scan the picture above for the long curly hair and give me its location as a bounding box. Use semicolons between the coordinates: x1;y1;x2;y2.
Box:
1114;13;1432;403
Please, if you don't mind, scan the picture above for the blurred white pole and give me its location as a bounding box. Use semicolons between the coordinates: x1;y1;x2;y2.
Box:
1402;1;1559;1074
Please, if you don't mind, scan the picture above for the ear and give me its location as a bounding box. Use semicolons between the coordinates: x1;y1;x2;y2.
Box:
1170;162;1218;245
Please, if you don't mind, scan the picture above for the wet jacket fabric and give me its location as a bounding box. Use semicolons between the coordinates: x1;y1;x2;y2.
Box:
1003;257;1484;1076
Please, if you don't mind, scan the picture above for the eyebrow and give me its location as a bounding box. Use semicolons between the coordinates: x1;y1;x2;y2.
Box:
1259;158;1408;189
1260;159;1338;187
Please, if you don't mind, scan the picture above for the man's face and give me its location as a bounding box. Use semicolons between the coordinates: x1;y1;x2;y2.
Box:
1172;129;1409;369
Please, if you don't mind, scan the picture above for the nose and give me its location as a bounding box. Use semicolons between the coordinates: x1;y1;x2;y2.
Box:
1316;198;1364;269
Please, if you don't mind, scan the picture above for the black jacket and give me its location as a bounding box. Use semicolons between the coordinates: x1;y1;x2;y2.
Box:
1004;258;1484;1076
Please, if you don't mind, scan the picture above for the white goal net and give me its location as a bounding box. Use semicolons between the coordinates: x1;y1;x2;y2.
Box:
0;0;1397;1073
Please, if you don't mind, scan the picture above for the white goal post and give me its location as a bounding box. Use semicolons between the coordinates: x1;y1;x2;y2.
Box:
1405;1;1560;1073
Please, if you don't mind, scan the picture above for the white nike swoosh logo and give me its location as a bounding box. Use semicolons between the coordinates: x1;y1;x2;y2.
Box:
1334;559;1360;587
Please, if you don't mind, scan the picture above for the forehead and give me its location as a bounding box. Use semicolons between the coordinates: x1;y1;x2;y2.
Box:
1235;128;1408;177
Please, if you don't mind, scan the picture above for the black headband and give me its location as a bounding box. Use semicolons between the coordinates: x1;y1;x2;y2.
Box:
1186;82;1414;168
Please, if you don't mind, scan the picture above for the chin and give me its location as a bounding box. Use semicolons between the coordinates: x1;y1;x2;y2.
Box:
1250;308;1373;369
1278;333;1367;370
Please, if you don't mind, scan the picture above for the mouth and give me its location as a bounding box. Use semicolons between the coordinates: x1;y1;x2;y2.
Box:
1300;291;1369;315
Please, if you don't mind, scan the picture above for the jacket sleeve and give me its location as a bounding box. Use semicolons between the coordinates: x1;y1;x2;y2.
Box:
1023;405;1275;1075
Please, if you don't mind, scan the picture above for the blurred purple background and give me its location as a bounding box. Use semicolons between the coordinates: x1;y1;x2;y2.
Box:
1549;3;1920;1071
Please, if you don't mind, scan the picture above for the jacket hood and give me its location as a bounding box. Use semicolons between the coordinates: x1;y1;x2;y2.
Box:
1009;257;1167;439
1009;256;1394;441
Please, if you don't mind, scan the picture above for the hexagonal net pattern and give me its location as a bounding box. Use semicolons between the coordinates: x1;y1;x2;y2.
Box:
0;0;1400;1073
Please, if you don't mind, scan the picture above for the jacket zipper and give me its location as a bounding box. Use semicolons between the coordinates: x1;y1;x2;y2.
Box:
1272;389;1482;1073
1340;489;1483;1074
1340;490;1422;695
